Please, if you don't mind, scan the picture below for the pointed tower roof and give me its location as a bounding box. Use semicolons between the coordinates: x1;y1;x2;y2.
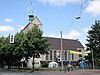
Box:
22;1;42;33
29;1;34;21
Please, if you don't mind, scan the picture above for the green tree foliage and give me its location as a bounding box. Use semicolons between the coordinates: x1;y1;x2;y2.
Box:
14;32;27;59
14;32;27;70
0;35;14;70
86;20;100;66
0;36;7;68
0;25;50;71
0;32;27;70
26;26;50;70
41;61;49;67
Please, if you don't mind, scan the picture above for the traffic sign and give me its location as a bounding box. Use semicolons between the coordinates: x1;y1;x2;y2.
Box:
82;50;88;56
10;34;14;43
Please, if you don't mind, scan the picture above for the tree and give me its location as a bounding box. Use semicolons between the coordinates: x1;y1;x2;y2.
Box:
0;35;14;70
14;32;27;71
0;32;28;70
0;36;6;68
86;20;100;66
0;26;50;71
26;26;50;71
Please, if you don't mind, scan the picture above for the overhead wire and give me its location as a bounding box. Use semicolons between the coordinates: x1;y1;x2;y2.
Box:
62;0;88;33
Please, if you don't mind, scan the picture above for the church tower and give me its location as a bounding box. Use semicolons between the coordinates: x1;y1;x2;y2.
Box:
22;1;42;33
29;1;34;22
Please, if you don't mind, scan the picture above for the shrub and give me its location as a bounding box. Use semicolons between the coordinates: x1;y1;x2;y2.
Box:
41;61;49;67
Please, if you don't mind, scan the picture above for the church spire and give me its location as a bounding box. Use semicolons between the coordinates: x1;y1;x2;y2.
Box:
29;1;34;22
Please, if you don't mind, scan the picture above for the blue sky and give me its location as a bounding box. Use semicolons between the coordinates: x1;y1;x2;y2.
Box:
0;0;100;47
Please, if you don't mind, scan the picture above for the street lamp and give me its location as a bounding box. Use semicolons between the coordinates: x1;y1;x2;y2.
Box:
76;16;81;19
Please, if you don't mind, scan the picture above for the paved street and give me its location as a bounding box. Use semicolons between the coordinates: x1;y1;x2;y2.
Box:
0;70;100;75
33;70;100;75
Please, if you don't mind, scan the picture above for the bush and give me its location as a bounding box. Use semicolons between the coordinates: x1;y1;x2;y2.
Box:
41;61;49;67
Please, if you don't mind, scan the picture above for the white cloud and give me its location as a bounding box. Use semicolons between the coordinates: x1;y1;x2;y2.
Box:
46;29;80;39
66;30;80;39
38;0;79;6
82;27;90;34
0;26;14;32
47;33;59;37
85;0;100;16
5;18;13;22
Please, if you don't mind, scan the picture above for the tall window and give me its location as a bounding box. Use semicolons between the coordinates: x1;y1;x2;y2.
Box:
46;54;48;60
50;51;52;60
79;50;82;57
72;54;74;60
58;51;61;58
54;51;56;60
68;51;70;60
62;51;64;60
65;51;67;60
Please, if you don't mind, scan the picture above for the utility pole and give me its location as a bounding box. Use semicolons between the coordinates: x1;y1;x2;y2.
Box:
60;31;63;71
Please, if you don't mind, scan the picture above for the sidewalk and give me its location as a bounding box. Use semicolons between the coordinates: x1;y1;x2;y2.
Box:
33;69;100;74
0;68;100;74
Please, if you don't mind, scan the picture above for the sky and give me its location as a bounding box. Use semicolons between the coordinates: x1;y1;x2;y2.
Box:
0;0;100;48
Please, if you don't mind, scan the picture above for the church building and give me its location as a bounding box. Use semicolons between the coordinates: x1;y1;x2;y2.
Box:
22;2;84;68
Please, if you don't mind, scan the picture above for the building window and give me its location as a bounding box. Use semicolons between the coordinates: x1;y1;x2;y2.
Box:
46;54;48;60
68;51;70;60
62;51;64;60
35;62;39;64
50;51;52;60
65;51;67;60
72;54;74;60
54;51;56;60
58;51;60;58
79;50;82;57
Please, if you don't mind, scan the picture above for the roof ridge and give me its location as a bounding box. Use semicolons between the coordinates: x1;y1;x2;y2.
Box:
45;37;78;41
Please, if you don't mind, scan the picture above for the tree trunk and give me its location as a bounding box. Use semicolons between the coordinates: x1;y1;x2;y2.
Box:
18;59;21;71
7;59;11;70
30;55;35;72
1;61;4;69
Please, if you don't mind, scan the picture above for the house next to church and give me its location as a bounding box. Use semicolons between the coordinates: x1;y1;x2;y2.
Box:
22;2;84;68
